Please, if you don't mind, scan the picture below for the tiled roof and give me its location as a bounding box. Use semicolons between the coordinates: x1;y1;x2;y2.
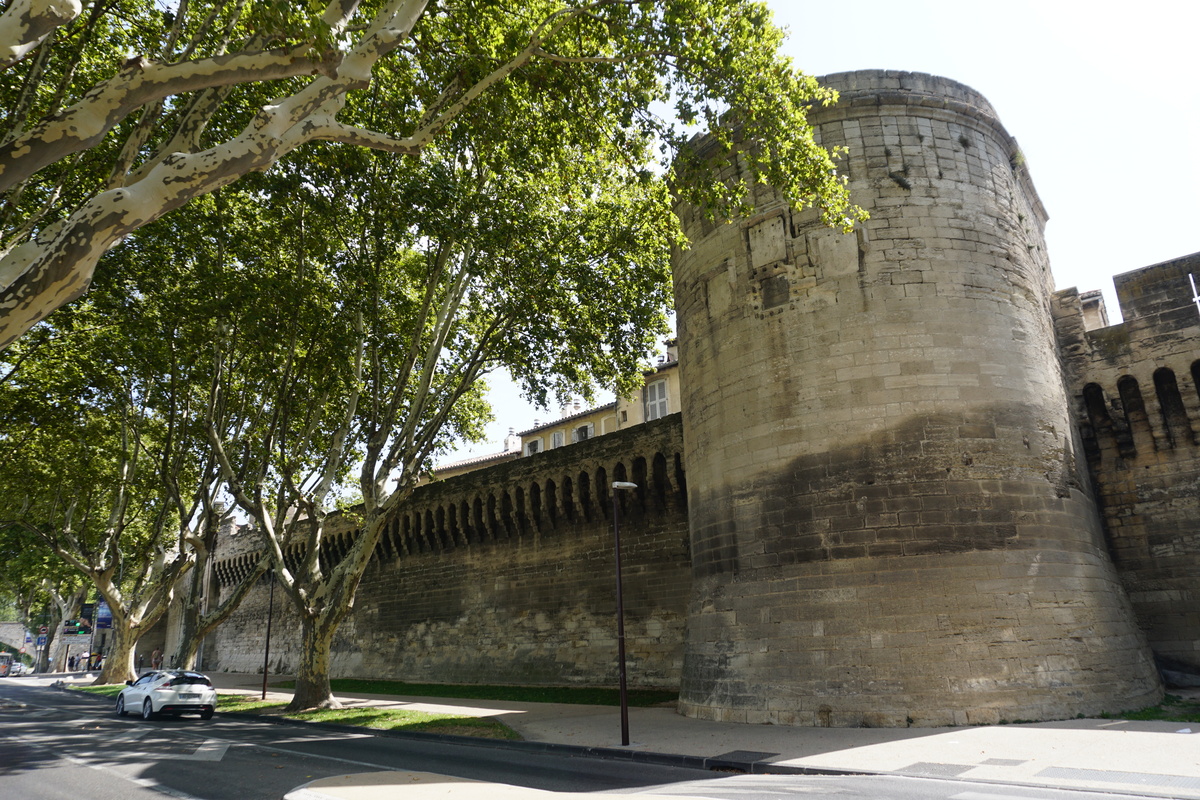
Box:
519;401;618;436
434;449;521;472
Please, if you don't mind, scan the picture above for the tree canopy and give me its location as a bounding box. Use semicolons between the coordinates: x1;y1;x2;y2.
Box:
0;0;860;348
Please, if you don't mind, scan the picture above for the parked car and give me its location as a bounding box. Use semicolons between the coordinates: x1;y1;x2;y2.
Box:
116;670;217;720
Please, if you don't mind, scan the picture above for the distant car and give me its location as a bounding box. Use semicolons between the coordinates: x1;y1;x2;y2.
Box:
116;670;217;720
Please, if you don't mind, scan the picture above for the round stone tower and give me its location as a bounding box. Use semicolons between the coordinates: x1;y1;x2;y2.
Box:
673;71;1161;727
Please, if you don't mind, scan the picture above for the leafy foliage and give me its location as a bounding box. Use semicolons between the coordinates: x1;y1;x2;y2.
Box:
0;0;862;346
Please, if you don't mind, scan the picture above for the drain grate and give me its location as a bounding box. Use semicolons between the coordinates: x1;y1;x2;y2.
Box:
898;762;974;777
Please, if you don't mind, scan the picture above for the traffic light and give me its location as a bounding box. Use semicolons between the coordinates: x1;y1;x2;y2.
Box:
62;619;84;635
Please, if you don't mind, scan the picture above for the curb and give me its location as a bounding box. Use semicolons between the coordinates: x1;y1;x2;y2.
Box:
54;682;862;778
57;683;1198;800
216;708;868;777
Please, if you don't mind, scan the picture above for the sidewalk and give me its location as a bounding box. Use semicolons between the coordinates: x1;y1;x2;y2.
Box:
195;674;1200;800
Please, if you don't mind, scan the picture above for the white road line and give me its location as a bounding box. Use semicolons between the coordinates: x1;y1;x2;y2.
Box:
15;734;211;800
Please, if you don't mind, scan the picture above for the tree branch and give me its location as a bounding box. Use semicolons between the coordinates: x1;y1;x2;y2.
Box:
0;0;81;70
0;45;344;194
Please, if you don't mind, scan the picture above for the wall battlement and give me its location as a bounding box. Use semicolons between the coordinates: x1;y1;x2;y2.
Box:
1054;252;1200;668
201;71;1199;727
211;416;693;686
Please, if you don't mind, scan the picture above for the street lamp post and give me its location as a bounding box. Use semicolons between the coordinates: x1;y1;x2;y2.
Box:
261;571;276;701
611;480;638;746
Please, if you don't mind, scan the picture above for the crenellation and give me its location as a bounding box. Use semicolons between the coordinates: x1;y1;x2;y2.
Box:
193;70;1200;727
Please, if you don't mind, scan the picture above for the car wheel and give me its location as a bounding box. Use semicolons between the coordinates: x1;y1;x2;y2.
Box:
142;698;156;721
200;708;213;720
115;695;126;717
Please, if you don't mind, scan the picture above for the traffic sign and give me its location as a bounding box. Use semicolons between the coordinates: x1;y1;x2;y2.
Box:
35;635;46;648
39;625;47;634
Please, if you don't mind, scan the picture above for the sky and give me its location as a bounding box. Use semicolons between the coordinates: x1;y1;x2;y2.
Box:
444;0;1200;462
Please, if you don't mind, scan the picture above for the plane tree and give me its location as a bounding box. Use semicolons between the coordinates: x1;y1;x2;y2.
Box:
0;0;859;349
0;524;86;671
0;286;203;684
191;125;681;709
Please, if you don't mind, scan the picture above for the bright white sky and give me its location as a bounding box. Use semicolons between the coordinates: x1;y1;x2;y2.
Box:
445;0;1200;462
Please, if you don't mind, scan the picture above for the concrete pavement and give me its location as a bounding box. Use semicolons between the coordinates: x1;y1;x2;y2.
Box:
198;674;1200;800
36;671;1200;799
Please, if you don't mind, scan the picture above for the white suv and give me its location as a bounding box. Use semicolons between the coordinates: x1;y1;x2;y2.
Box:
116;670;217;720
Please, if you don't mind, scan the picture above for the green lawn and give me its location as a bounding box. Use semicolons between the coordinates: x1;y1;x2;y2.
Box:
1101;694;1200;723
72;682;1200;729
274;678;679;707
71;684;520;739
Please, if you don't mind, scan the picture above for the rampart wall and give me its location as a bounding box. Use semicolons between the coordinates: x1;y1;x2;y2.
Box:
672;70;1159;726
200;70;1200;727
210;415;692;687
1054;253;1200;669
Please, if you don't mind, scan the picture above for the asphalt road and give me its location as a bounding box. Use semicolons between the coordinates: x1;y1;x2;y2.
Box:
0;679;1176;800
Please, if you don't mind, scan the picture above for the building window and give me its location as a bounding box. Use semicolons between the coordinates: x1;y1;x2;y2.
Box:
552;431;565;449
572;423;594;443
644;380;668;421
524;438;542;455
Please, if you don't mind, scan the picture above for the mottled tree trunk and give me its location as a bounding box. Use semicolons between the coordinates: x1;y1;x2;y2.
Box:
171;570;203;671
286;614;340;711
173;612;201;671
95;620;137;685
36;606;63;672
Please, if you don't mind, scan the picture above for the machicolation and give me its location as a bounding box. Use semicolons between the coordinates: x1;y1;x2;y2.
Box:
194;71;1200;728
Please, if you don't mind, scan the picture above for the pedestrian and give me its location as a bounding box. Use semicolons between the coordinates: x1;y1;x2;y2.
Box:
67;655;75;671
138;654;144;671
151;647;163;670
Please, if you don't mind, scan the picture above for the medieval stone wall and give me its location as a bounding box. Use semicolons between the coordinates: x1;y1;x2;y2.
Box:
671;70;1160;726
1054;253;1200;669
198;70;1200;728
210;415;691;687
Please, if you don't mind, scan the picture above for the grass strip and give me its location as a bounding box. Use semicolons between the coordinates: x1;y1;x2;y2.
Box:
1101;694;1200;723
274;678;678;707
70;685;518;739
218;693;520;739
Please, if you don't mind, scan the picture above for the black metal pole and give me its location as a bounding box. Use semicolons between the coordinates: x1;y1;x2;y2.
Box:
261;572;275;701
612;490;630;746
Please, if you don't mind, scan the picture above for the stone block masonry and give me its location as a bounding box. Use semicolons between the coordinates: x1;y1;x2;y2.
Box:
1054;253;1200;670
672;70;1161;726
203;70;1198;727
211;415;692;688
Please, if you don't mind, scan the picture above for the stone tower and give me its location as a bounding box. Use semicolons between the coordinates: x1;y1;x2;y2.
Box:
672;71;1161;726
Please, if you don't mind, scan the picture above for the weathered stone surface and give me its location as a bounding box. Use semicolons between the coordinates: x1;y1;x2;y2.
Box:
672;70;1161;725
198;70;1200;727
210;416;691;688
1054;253;1200;670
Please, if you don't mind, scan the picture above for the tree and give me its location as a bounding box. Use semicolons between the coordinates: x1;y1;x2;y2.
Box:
0;297;196;684
93;190;277;671
0;0;859;348
0;524;84;671
190;128;681;708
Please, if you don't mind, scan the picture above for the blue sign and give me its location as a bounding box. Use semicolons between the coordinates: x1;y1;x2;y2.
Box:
96;600;112;630
35;635;46;648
